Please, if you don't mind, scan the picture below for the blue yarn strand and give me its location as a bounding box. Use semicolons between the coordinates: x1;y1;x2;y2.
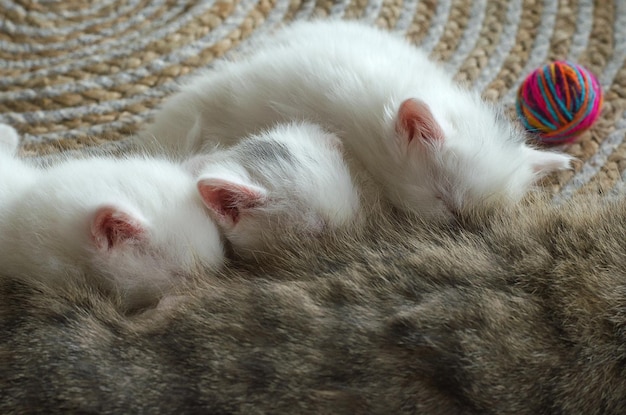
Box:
538;69;561;126
547;63;573;122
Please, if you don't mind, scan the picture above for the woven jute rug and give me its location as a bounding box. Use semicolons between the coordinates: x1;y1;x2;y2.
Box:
1;0;624;200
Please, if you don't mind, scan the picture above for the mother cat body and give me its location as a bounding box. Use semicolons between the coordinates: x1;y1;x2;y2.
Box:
2;194;626;414
140;19;572;221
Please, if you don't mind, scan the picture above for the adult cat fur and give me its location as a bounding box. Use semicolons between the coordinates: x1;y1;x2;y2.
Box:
2;193;625;414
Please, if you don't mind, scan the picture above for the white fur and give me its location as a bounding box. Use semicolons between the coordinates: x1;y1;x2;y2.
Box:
188;122;361;256
140;19;573;221
0;125;223;309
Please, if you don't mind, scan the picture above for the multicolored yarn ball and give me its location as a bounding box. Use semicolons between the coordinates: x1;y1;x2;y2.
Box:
516;61;603;145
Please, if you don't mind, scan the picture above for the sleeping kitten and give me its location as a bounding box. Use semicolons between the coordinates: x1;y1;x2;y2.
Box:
0;124;223;310
2;194;626;414
184;121;362;256
139;19;573;221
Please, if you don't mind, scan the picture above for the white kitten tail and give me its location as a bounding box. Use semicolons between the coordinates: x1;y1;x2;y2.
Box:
0;123;19;154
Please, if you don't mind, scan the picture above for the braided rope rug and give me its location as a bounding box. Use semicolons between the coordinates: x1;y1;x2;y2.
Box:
1;0;624;200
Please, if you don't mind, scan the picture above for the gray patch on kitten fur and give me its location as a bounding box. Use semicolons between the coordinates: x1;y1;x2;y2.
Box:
237;139;295;166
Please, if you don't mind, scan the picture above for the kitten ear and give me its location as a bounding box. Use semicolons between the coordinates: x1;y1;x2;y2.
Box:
525;147;575;177
197;177;268;226
0;124;19;154
91;205;147;251
396;98;445;145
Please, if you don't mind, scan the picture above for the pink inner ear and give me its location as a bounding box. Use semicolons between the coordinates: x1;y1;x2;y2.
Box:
91;206;146;250
396;98;445;144
197;178;267;225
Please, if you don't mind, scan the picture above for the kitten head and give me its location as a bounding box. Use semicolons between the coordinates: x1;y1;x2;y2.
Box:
387;96;573;219
7;156;224;309
191;122;361;257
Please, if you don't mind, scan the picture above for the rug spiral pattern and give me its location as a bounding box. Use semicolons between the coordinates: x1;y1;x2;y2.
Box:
1;0;625;198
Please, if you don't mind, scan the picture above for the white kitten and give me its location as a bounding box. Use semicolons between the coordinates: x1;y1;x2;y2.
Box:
183;121;362;257
140;19;573;221
0;125;223;310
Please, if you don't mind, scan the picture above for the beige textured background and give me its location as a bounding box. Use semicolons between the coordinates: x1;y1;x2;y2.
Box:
0;0;624;199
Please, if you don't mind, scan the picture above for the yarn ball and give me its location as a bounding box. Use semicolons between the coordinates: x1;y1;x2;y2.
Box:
516;61;603;145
